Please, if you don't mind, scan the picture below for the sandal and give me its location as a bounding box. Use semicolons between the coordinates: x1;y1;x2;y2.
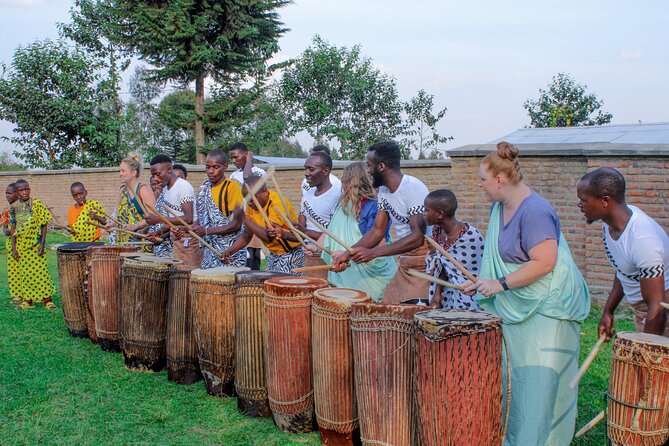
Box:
16;301;34;311
11;297;22;305
44;302;57;310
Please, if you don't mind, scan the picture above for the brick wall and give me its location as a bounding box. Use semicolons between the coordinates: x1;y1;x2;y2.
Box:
3;154;667;299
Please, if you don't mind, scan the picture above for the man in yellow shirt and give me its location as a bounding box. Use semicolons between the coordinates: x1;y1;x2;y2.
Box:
222;175;304;274
67;182;106;242
190;149;246;268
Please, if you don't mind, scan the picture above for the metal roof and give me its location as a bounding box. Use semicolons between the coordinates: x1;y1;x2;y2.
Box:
253;155;307;164
490;122;669;145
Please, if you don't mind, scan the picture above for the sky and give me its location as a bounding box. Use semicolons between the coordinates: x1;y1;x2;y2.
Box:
0;0;667;157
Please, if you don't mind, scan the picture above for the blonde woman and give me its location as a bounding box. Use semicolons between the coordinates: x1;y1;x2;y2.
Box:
322;162;396;301
111;152;157;245
464;142;590;446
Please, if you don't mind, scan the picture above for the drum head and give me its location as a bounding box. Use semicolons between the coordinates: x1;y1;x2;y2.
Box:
234;270;291;284
616;331;669;348
314;288;370;304
123;255;182;268
192;266;249;283
414;309;502;339
264;277;328;287
57;242;104;253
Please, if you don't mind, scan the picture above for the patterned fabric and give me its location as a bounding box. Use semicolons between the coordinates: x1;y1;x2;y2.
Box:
10;199;55;302
603;230;665;281
2;208;18;299
196;180;246;269
426;223;484;310
68;200;104;242
151;190;173;258
266;247;304;275
113;186;143;245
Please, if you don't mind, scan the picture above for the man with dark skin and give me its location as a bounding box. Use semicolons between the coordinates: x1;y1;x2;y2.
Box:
183;150;246;268
147;154;199;265
295;152;338;242
577;167;669;337
333;141;429;303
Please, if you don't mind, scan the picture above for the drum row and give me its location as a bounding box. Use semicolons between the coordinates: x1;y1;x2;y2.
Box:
57;243;505;446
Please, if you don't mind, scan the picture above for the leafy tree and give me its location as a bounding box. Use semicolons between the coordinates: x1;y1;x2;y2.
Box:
0;39;124;168
524;73;613;127
401;89;452;159
277;36;405;159
75;0;290;163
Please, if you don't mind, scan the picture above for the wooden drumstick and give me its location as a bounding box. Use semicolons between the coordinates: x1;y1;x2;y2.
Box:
244;184;275;228
574;410;605;439
660;302;669;310
569;334;607;390
45;205;74;234
273;206;333;256
425;235;477;283
268;176;311;251
407;269;466;292
85;221;164;243
241;165;276;207
292;264;336;273
89;205;119;226
305;214;354;254
156;204;224;257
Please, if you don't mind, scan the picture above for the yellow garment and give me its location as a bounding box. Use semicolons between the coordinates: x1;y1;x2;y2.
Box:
2;208;19;300
246;190;300;255
11;199;55;303
210;179;243;218
68;200;104;242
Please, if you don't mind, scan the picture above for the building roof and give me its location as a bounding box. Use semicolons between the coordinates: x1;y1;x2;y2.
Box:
490;122;669;145
448;122;669;157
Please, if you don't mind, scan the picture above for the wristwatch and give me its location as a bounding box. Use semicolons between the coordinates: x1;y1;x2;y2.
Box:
498;276;510;291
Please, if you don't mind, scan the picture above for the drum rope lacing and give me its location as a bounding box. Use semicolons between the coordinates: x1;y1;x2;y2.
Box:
314;412;358;429
351;315;415;335
268;390;314;407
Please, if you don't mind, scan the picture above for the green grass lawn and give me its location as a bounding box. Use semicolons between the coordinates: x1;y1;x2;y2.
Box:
0;232;634;445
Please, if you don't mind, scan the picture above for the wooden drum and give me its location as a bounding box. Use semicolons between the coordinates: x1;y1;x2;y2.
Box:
350;303;425;446
90;246;137;351
56;242;103;338
263;277;329;433
413;309;503;446
84;246;98;344
191;266;249;396
608;332;669;446
233;270;291;417
312;288;371;445
119;255;180;372
166;264;202;385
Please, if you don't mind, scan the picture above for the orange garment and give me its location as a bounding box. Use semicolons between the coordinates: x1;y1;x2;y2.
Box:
68;203;101;242
246;190;301;255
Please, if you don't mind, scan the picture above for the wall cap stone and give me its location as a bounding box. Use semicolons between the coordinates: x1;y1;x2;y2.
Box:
448;143;669;157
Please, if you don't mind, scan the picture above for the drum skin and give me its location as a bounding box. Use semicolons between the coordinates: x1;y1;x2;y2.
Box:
57;242;103;338
413;309;503;446
607;332;669;446
166;264;202;385
119;256;178;372
350;303;425;446
312;288;371;446
263;277;329;434
233;271;291;417
90;246;136;352
190;266;249;396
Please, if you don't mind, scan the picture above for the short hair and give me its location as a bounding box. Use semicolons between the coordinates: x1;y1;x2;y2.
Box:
150;154;172;166
229;142;248;153
15;179;29;187
310;145;331;155
425;189;458;218
207;149;227;163
244;174;266;192
172;164;187;178
308;151;333;170
368;141;401;169
580;167;626;203
70;182;85;190
482;141;523;184
6;182;16;190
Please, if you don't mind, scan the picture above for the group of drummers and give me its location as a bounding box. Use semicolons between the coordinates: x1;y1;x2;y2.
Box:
3;138;669;445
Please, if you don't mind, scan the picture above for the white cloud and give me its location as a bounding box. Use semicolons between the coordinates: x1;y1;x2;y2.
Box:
620;49;643;62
